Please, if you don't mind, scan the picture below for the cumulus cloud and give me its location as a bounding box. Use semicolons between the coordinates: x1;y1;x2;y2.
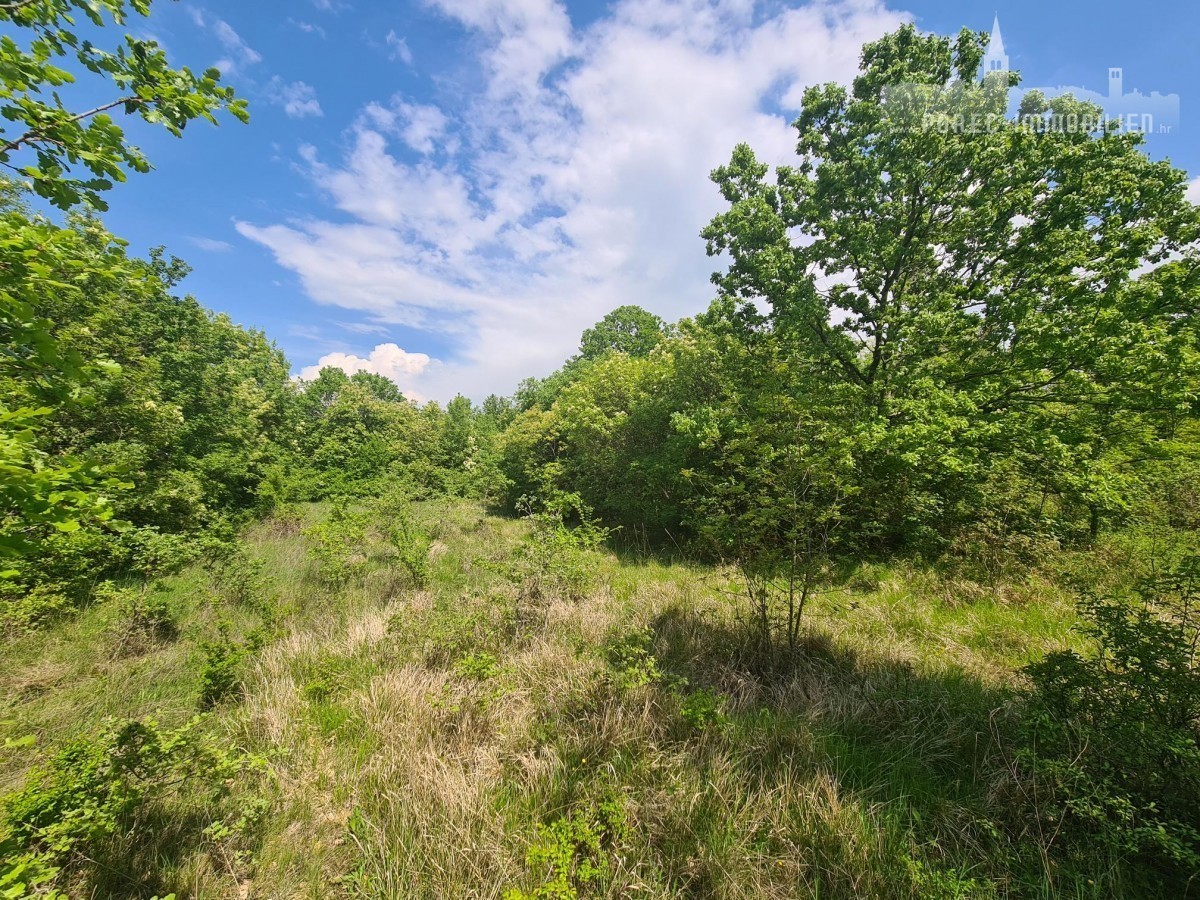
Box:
360;98;448;154
266;77;324;118
241;0;909;401
1187;176;1200;205
298;343;434;401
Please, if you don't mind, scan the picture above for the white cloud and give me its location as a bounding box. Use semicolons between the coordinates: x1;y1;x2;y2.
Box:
386;29;413;64
189;236;233;252
338;321;392;335
1187;176;1200;205
298;343;434;401
361;97;448;154
212;19;262;74
241;0;909;401
266;77;324;119
290;18;327;38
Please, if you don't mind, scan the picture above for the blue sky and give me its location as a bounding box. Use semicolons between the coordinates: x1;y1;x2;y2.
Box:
23;0;1200;400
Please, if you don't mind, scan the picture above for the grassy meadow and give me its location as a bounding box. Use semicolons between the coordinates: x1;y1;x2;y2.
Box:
1;500;1116;900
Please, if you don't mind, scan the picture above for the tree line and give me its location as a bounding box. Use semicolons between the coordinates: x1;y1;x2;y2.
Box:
3;11;1198;638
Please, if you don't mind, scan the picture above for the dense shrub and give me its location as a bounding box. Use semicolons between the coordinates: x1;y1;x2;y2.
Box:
0;717;263;896
198;622;264;707
304;499;370;587
371;489;432;588
1014;556;1200;882
503;497;610;604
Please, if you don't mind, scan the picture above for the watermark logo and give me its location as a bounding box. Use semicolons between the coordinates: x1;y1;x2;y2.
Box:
883;17;1180;136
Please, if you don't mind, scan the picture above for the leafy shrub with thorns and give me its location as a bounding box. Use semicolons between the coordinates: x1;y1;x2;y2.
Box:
505;796;629;900
198;621;264;707
371;489;432;588
504;495;610;605
108;582;178;657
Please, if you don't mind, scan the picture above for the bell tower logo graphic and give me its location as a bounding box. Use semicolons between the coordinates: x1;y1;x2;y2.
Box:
983;16;1008;76
880;18;1181;136
989;17;1180;135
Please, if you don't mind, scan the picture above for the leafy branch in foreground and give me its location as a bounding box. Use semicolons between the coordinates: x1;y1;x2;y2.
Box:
0;0;249;210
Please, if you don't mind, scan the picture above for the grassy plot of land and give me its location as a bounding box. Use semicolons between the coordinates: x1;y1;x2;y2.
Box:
2;501;1095;899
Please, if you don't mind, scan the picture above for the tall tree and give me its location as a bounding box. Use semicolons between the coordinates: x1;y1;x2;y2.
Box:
703;24;1200;547
578;305;667;361
0;0;247;210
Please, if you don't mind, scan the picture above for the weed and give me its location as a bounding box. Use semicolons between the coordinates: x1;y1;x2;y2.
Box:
304;499;370;586
455;650;501;681
679;688;725;730
602;628;664;690
302;657;348;703
108;582;178;656
505;797;628;900
198;621;262;707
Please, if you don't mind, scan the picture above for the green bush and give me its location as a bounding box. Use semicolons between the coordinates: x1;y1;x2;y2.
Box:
0;717;261;897
679;688;725;730
505;797;628;900
128;527;205;580
602;628;664;691
204;540;267;606
304;500;369;587
109;583;177;656
1015;556;1200;883
198;622;262;707
504;496;610;604
371;490;432;588
0;583;73;634
389;594;515;668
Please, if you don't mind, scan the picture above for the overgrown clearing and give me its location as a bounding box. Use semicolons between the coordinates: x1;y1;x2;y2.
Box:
3;6;1200;897
2;499;1118;899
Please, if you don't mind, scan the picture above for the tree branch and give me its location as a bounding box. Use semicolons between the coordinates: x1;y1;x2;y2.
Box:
1;96;145;156
0;0;46;12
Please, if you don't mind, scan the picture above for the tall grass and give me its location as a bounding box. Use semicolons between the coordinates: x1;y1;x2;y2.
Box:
3;500;1131;898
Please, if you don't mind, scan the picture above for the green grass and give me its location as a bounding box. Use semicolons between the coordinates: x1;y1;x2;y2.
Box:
2;500;1114;899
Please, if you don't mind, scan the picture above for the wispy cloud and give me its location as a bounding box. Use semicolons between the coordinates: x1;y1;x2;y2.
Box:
289;18;327;38
386;29;413;64
266;77;324;119
189;9;262;75
240;0;909;401
189;236;234;252
338;321;392;335
212;19;262;74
